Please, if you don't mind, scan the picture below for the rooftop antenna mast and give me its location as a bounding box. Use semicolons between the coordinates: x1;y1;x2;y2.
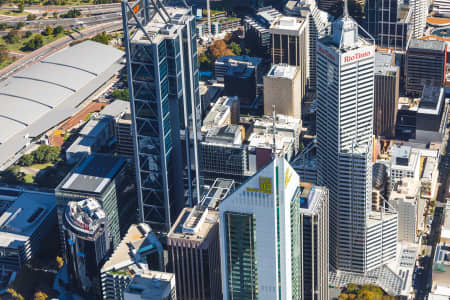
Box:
207;0;212;42
343;0;349;18
272;105;277;160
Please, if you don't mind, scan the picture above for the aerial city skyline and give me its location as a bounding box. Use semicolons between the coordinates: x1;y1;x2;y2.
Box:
0;0;448;299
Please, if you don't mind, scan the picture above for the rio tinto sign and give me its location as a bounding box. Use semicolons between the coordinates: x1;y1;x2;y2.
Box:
318;43;338;64
341;47;374;65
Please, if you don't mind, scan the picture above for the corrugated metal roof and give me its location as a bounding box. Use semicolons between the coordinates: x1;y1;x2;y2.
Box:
0;40;123;168
42;40;123;75
16;62;95;91
0;117;26;144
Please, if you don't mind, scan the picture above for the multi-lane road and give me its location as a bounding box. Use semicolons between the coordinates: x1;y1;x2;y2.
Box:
0;21;122;81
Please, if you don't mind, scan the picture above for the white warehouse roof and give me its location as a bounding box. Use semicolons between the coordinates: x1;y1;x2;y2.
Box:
0;40;124;169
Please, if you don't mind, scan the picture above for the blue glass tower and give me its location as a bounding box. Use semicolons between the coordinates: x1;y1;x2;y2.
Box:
122;0;202;233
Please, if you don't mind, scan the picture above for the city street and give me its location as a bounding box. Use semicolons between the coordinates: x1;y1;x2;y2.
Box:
415;127;450;299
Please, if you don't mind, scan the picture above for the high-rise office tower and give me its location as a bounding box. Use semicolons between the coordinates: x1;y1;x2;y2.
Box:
365;0;412;50
374;52;399;138
219;157;301;300
122;1;202;232
299;183;329;300
405;39;447;96
284;0;330;92
264;64;302;119
269;15;308;103
410;0;427;39
63;198;111;298
167;206;222;300
317;4;397;273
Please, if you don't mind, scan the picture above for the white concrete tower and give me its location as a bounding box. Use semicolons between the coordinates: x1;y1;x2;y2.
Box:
316;2;397;274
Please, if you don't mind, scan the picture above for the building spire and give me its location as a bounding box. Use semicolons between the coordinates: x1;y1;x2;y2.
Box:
272;105;277;160
343;0;349;18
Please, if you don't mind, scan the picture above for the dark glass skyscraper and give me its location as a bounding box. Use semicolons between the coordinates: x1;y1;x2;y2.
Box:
122;1;202;233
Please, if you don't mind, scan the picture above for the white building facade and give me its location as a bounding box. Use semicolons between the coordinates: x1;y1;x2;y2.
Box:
316;8;397;274
219;157;302;300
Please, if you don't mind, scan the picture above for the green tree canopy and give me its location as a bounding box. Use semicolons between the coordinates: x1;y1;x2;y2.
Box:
18;154;34;166
42;26;53;36
32;145;60;163
24;34;43;50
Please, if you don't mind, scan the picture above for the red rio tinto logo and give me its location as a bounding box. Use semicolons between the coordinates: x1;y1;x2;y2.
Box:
318;44;336;62
343;50;372;63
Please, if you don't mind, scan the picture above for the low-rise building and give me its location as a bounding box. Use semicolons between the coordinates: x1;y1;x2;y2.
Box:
214;55;262;83
0;191;56;278
101;223;163;300
389;178;423;243
390;144;421;184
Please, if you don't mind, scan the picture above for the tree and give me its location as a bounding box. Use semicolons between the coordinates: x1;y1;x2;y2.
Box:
53;12;58;18
0;45;8;62
198;52;211;70
56;256;64;269
0;23;7;30
24;34;43;50
209;40;233;60
0;166;24;184
61;9;81;18
111;89;130;101
42;25;53;36
32;145;60;163
24;31;32;38
17;0;24;13
4;29;21;44
91;32;110;45
26;14;37;21
15;22;25;29
18;154;34;166
54;25;64;35
34;291;48;300
229;41;242;55
6;288;24;300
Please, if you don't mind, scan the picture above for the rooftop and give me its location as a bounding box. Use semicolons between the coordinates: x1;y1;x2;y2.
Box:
131;6;192;44
389;178;420;202
266;64;299;80
64;198;106;236
374;52;398;76
0;191;55;248
298;183;327;213
101;223;162;274
200;178;235;209
99;99;130;120
442;205;450;241
419;86;445;116
168;207;218;243
269;15;305;34
408;38;447;52
124;271;175;299
58;154;126;194
216;55;262;66
204;125;242;146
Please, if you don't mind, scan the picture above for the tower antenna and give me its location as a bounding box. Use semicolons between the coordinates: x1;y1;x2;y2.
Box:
272;105;277;159
343;0;349;18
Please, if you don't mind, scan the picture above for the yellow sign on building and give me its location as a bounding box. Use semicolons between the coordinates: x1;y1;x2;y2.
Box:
246;177;273;194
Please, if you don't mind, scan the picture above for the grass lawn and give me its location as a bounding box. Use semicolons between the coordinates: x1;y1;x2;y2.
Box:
30;162;54;170
0;9;29;16
0;56;17;69
0;32;67;53
23;173;34;184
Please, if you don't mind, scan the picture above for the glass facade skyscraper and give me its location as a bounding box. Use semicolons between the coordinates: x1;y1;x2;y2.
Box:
122;2;202;232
